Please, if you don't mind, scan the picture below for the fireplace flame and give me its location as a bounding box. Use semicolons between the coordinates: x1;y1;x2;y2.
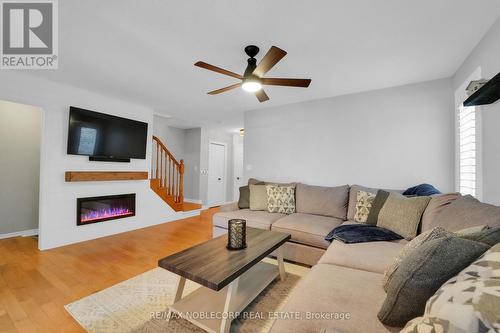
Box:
80;207;133;223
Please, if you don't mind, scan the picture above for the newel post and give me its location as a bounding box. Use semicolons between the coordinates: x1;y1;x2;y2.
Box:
179;159;184;204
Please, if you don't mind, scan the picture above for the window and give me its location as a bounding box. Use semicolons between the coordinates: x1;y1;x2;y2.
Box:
458;106;476;197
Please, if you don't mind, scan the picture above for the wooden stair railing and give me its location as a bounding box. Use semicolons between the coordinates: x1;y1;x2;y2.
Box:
150;136;184;211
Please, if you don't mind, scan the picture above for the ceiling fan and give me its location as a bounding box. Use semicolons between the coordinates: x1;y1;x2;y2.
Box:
194;45;311;102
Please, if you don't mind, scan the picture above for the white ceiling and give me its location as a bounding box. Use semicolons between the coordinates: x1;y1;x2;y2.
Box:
30;0;500;130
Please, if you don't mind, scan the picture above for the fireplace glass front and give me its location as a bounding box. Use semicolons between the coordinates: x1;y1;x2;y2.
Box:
77;193;136;226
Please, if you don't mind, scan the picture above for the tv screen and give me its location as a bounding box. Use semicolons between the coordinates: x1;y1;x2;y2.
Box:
67;107;148;160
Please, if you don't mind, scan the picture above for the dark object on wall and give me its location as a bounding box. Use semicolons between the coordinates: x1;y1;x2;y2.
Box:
403;184;441;197
463;72;500;107
67;106;148;162
227;219;247;250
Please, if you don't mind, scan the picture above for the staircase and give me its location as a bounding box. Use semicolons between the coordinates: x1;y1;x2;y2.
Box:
150;136;201;212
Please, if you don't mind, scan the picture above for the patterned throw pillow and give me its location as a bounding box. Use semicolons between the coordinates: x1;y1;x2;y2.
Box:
401;243;500;333
266;185;296;214
383;227;452;291
354;190;376;223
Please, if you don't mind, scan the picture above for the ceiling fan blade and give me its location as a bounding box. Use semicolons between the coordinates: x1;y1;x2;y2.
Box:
255;89;269;102
261;78;311;87
252;46;287;77
207;83;242;95
195;61;243;80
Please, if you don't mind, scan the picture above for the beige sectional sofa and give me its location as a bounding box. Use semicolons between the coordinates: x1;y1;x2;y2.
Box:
213;183;400;266
213;183;353;265
212;181;500;332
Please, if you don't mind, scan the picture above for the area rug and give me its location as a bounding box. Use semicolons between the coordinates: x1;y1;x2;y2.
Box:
65;258;309;333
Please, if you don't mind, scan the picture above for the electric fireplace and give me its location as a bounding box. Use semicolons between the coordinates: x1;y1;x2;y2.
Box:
77;193;136;226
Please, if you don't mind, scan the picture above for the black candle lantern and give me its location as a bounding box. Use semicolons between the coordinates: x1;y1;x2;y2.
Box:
227;219;247;250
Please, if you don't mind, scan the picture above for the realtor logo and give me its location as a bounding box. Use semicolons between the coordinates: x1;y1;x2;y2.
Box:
1;0;58;69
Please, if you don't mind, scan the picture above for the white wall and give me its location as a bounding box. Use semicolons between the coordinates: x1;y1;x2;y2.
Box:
153;115;187;159
244;78;455;191
0;100;41;235
453;17;500;205
0;71;182;250
184;128;201;201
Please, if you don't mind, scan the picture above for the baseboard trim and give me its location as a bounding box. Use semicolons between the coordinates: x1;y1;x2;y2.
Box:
0;228;38;240
184;198;202;204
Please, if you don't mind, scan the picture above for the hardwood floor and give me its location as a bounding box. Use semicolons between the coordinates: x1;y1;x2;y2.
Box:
0;208;218;333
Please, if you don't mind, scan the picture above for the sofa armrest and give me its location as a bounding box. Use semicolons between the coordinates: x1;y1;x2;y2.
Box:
219;202;239;212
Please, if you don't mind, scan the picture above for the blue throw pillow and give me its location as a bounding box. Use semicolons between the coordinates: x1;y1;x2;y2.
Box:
325;224;403;244
403;184;441;196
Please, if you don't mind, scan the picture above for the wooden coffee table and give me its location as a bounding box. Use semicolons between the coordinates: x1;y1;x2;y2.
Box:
158;227;291;333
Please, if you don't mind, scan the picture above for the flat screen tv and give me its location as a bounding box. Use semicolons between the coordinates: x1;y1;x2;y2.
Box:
67;106;148;162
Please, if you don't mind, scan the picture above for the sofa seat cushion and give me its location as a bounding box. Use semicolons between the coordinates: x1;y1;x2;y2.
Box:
318;237;407;274
270;264;400;333
271;213;343;249
212;209;285;230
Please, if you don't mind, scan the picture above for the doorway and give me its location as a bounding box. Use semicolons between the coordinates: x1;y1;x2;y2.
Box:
207;142;227;207
0;99;42;239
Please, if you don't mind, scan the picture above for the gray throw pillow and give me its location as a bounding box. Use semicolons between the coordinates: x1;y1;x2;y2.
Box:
458;226;500;246
238;186;250;209
378;236;489;327
377;193;431;240
382;226;452;292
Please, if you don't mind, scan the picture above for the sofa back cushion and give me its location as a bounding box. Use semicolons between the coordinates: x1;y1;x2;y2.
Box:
432;195;500;232
248;178;296;187
420;192;461;232
295;183;349;219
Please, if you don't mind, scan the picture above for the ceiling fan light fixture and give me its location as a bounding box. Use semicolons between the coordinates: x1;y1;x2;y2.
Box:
242;80;262;93
195;45;310;102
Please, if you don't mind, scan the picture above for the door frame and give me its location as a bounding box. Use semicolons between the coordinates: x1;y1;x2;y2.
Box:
232;135;244;200
207;141;227;207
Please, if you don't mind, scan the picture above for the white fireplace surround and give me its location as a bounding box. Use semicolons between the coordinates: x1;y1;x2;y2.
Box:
0;71;191;250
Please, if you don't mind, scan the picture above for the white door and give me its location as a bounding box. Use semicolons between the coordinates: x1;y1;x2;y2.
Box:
208;142;226;207
233;135;244;199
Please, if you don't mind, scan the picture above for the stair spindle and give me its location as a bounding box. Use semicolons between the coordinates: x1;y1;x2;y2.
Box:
151;136;185;210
